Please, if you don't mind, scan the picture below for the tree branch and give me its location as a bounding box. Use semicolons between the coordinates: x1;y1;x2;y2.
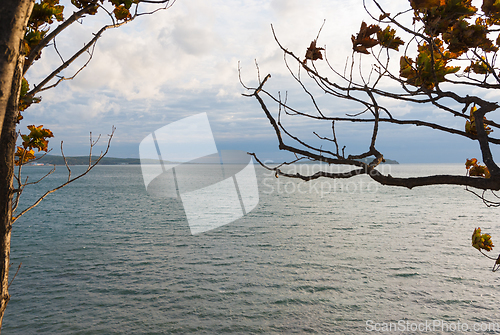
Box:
26;0;174;96
23;2;99;74
12;127;115;223
27;21;126;98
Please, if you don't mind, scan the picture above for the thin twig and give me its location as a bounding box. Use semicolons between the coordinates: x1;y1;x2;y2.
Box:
8;263;22;289
12;127;116;223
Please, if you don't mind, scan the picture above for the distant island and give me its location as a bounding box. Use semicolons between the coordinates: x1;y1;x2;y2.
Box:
33;155;141;166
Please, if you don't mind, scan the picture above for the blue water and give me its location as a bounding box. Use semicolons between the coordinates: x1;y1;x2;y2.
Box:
3;164;500;334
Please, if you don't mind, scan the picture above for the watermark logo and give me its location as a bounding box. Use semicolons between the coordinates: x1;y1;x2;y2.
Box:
139;113;259;235
366;319;500;332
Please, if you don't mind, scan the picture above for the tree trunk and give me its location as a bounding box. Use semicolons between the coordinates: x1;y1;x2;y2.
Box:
0;0;33;139
0;0;34;331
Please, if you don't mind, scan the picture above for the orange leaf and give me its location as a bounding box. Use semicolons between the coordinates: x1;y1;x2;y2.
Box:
352;21;380;54
304;40;324;62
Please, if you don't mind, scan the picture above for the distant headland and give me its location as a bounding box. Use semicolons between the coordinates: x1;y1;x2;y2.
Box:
33;155;141;166
31;155;399;166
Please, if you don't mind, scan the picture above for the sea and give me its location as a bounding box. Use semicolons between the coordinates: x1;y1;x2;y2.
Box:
3;163;500;334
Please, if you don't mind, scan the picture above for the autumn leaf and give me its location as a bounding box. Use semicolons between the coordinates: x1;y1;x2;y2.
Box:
113;5;132;21
417;0;478;37
465;119;473;134
399;40;460;89
482;0;500;20
470;164;491;178
30;0;64;29
465;105;493;136
14;147;36;166
351;21;380;54
472;227;494;251
71;0;99;15
400;56;419;86
24;29;46;60
377;26;404;51
443;18;497;55
21;125;54;152
303;40;324;63
464;58;491;74
110;0;133;9
465;157;490;178
465;158;478;169
18;78;41;112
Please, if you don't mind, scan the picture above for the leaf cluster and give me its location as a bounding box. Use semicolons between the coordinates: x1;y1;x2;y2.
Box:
443;17;496;54
464;57;492;74
351;21;404;55
472;227;494;251
348;0;500;90
466;158;491;178
482;0;500;24
465;106;493;136
70;0;137;21
18;78;41;115
24;0;64;61
15;125;54;166
400;40;460;89
406;0;500;86
413;0;477;36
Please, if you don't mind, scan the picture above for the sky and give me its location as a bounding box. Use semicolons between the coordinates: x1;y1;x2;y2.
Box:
22;0;500;163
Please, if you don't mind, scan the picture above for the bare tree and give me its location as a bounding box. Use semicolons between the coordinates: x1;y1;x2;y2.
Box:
0;0;174;329
242;1;500;267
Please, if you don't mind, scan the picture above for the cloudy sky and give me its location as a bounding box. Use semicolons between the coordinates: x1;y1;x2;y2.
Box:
22;0;500;163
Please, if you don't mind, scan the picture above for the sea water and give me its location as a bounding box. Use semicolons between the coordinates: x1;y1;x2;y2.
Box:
3;164;500;334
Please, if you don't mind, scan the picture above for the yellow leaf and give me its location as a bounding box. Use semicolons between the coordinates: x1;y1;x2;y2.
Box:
472;227;494;251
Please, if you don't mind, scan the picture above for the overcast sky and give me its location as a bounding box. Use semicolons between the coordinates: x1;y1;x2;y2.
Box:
21;0;500;163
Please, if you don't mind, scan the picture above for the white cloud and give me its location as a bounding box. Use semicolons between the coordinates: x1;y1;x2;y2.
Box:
169;21;219;56
29;0;371;101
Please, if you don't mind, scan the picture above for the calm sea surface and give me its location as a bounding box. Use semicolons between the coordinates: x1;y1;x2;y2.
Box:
3;164;500;334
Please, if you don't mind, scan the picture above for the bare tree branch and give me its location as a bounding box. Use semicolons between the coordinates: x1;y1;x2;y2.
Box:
23;2;99;74
26;0;175;97
27;21;126;97
12;127;115;223
242;4;500;193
